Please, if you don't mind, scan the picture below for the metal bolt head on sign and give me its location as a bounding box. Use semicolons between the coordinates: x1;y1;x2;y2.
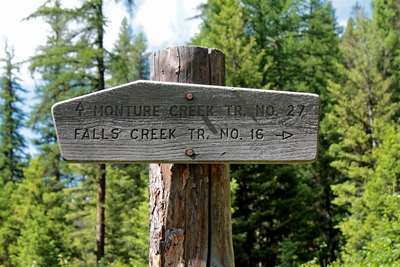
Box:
52;80;320;163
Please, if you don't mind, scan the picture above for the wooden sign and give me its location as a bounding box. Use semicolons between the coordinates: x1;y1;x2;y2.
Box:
52;80;320;163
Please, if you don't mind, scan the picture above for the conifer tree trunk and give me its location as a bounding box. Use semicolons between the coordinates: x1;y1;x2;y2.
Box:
148;46;234;266
97;163;106;261
94;1;106;262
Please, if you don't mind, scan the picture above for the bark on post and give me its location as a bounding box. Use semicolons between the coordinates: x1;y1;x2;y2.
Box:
149;46;234;267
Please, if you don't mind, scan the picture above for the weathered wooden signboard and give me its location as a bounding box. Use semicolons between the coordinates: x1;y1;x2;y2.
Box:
52;80;319;163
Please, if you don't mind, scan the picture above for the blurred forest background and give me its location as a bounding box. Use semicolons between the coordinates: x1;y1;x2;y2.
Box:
0;0;399;266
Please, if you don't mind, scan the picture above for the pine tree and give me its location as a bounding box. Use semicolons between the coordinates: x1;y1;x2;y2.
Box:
9;156;76;266
108;17;150;86
328;6;396;182
0;181;18;267
326;127;400;267
193;0;344;265
27;0;87;187
240;0;303;91
230;164;321;266
67;1;135;260
104;165;148;265
26;2;96;264
327;5;400;265
66;164;99;265
27;0;153;264
372;0;400;116
191;0;264;88
0;43;26;182
105;18;149;264
28;0;136;263
0;43;27;266
127;192;149;267
296;1;344;263
358;123;400;265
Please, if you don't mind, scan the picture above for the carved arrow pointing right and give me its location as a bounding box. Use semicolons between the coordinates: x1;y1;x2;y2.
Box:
276;131;294;140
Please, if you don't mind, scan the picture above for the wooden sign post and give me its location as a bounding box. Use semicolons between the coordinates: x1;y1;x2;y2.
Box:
52;46;320;266
148;46;232;267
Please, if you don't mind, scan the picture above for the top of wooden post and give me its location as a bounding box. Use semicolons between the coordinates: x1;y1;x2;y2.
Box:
151;45;226;86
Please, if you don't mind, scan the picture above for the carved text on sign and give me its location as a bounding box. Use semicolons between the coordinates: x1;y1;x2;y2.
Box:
71;127;295;142
52;80;320;163
72;103;310;118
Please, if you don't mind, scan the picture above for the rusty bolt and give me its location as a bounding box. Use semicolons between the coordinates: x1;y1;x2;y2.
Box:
186;149;195;157
186;92;194;100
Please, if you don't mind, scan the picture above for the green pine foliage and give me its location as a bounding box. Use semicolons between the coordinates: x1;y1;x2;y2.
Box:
65;163;99;265
0;44;27;183
14;0;149;265
230;164;319;266
192;0;344;265
328;6;397;199
27;0;90;183
240;0;304;91
63;2;138;261
191;0;264;88
104;165;148;265
105;16;150;266
326;4;400;266
9;156;76;266
372;0;400;116
0;181;19;267
108;17;150;86
104;16;149;266
2;0;400;265
329;124;400;267
294;3;344;263
0;43;27;267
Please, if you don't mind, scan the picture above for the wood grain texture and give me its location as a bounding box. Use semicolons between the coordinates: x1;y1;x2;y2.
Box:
148;46;234;267
52;80;320;163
